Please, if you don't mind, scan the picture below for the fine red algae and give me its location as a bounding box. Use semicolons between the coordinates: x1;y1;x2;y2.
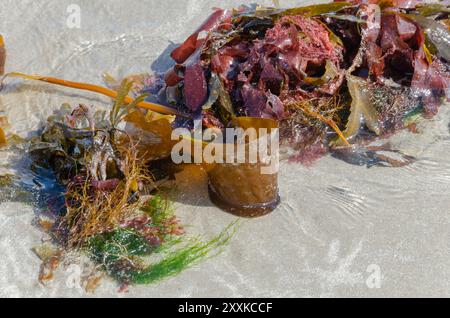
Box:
161;1;448;164
159;1;448;214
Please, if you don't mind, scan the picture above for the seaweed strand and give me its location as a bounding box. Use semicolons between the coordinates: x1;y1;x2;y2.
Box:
130;221;239;284
1;72;187;117
288;101;350;146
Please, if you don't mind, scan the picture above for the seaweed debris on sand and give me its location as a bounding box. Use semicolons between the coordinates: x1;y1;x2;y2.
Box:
27;81;237;291
0;0;449;291
2;2;448;172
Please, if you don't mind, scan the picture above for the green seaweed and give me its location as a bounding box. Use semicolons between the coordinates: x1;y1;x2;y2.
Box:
86;194;239;285
110;79;149;128
141;195;173;228
403;105;424;127
87;228;153;282
89;229;153;258
130;221;238;285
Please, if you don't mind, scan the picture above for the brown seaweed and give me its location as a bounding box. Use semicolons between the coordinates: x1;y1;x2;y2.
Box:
206;117;280;217
2;2;449;221
0;35;5;76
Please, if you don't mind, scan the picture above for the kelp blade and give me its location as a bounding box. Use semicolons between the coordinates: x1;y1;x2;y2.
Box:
415;4;450;17
277;2;352;18
404;14;450;61
123;109;177;161
243;2;352;19
336;75;381;146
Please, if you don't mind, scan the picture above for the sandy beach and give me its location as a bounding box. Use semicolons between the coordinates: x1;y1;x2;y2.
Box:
0;0;449;297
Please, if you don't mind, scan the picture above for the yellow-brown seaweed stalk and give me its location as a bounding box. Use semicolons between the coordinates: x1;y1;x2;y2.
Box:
0;36;6;76
2;72;186;117
288;101;350;146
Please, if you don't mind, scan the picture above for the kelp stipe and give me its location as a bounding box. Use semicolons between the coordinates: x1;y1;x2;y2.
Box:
0;72;187;118
207;117;281;217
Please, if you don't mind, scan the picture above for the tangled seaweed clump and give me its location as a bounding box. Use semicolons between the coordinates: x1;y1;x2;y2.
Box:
0;0;449;291
163;1;449;156
26;81;237;290
4;2;448;159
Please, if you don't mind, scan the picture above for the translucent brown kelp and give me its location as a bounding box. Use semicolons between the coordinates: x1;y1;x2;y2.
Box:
339;74;381;144
246;2;352;19
122;109;176;162
276;2;352;18
0;125;6;147
206;117;280;217
404;13;450;62
415;3;450;17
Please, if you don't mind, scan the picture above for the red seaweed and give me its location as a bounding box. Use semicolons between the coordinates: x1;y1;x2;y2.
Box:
171;9;233;64
159;1;449;163
184;63;208;111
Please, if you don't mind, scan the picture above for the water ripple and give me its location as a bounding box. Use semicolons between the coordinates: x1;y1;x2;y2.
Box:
322;186;370;223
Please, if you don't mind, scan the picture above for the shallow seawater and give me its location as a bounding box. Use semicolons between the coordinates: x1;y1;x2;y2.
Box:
0;0;450;297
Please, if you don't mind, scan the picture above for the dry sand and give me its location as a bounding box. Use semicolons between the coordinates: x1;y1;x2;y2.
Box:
0;0;449;297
